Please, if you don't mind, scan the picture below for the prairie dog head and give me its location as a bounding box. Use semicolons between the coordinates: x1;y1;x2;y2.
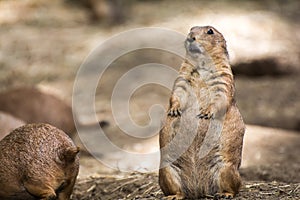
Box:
185;26;228;61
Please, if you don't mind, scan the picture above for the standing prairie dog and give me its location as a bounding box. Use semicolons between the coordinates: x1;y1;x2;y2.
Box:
159;26;245;199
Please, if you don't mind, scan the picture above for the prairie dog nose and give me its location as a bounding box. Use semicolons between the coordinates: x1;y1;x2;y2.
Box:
186;32;196;43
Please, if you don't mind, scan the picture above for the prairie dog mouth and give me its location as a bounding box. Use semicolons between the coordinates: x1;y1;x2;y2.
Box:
185;41;202;54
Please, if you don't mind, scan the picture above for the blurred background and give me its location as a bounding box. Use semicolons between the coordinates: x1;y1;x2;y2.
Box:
0;0;299;130
0;0;299;181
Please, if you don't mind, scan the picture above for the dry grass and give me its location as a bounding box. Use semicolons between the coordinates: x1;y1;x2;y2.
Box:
72;172;300;200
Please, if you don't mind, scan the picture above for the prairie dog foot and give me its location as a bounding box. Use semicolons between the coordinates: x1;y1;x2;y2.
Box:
163;194;184;200
213;192;234;199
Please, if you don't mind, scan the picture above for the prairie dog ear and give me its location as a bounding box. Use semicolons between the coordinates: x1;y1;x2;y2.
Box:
58;146;80;163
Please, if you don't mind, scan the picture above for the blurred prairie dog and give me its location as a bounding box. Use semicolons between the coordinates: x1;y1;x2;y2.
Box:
0;87;75;138
0;111;25;140
0;123;79;200
159;26;245;199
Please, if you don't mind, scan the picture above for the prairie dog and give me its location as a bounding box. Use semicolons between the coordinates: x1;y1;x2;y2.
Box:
159;26;245;199
0;123;79;200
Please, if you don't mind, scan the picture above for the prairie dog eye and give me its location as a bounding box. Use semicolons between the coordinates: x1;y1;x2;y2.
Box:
207;29;214;35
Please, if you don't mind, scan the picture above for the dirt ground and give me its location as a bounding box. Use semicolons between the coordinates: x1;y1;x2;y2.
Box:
0;0;299;199
71;173;300;200
72;125;300;199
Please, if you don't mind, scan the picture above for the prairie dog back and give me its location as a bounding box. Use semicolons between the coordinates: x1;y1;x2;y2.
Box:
0;123;79;200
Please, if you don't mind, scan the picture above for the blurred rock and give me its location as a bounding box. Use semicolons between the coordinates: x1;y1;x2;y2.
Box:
233;57;299;76
235;75;300;131
66;0;129;24
241;125;300;182
0;87;75;137
0;111;25;140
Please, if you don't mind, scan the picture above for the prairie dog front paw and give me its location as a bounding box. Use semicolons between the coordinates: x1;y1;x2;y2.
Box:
197;105;213;119
168;96;182;117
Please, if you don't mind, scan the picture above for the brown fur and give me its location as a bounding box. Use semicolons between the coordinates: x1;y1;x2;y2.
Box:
0;123;79;200
0;87;75;137
159;26;245;199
